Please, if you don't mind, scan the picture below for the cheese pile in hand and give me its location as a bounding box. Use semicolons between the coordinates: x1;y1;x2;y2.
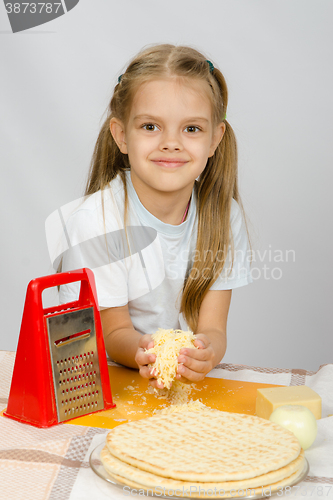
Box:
146;328;197;390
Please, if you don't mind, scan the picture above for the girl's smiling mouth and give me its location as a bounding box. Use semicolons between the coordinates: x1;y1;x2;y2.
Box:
151;158;189;168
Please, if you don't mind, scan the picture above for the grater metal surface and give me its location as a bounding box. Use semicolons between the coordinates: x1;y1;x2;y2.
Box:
46;306;104;422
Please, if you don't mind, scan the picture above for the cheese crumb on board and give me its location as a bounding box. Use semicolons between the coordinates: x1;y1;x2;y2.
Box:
154;399;219;414
146;328;197;390
256;386;322;420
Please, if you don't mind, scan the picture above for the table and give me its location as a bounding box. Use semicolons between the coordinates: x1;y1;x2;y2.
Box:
1;350;332;500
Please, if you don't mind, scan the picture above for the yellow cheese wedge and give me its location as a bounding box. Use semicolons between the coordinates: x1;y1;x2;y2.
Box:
256;386;322;420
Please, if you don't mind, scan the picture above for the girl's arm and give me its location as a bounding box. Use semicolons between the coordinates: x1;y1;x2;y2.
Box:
175;289;232;383
100;305;156;370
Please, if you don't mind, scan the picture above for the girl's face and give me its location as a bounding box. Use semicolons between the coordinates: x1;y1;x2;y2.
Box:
111;77;225;197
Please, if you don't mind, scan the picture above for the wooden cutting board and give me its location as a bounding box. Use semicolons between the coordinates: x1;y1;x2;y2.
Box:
65;366;284;429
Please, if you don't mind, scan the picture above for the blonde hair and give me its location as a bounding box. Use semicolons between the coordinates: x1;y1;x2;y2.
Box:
85;44;248;332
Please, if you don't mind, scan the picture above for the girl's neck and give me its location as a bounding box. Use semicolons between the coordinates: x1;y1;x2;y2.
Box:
129;172;193;225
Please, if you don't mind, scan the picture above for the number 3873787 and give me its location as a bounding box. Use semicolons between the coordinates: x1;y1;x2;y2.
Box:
5;3;62;14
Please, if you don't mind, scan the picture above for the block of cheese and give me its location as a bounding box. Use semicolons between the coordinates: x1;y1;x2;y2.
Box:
256;386;321;420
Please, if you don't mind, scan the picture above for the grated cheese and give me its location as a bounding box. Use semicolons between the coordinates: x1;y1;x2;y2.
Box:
146;328;197;390
154;399;218;415
149;380;193;405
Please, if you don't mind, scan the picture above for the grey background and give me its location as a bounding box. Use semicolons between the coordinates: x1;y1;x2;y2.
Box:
1;0;332;370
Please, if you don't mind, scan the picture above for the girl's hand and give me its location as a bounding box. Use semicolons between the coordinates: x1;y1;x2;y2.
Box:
135;335;166;390
175;334;215;383
135;334;157;381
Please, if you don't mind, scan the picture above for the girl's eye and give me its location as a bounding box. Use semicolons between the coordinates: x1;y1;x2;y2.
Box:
142;124;158;131
184;126;201;133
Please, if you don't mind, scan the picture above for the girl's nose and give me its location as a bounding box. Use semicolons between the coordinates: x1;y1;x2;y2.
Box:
160;130;183;151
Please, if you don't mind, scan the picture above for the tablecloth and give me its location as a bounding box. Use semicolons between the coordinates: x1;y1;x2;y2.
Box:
1;350;332;500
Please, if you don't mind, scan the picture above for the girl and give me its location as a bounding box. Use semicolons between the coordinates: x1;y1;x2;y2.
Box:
59;44;252;389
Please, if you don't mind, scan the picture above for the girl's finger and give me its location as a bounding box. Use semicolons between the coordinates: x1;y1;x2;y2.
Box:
194;339;205;348
136;349;156;366
138;334;154;350
178;347;212;363
176;364;206;382
139;365;155;379
177;356;206;375
148;379;164;389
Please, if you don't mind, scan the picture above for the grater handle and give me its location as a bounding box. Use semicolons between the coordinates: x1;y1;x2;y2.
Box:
32;268;98;311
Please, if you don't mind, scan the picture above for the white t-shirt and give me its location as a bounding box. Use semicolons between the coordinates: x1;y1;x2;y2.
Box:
59;171;252;334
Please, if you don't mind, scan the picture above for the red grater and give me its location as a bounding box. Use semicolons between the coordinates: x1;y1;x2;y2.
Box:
4;268;115;427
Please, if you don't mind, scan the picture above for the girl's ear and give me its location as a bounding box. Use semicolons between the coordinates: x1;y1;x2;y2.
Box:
208;122;226;157
110;118;128;154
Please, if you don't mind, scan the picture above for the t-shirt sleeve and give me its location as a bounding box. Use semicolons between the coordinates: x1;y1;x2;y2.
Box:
59;208;129;308
209;199;252;290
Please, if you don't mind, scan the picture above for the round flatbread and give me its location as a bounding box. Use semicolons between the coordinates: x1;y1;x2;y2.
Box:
101;446;305;492
106;467;305;499
106;411;301;482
